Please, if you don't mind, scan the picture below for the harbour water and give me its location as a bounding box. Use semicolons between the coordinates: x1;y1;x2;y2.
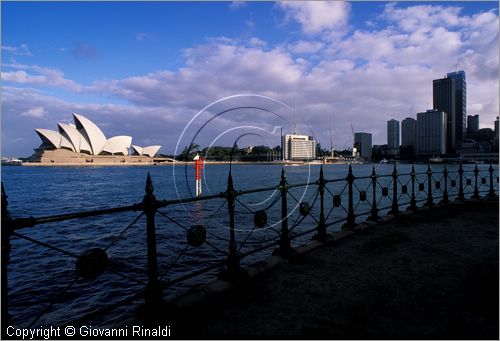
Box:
2;162;496;327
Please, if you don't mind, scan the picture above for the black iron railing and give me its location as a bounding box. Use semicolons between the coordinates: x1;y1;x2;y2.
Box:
1;162;498;329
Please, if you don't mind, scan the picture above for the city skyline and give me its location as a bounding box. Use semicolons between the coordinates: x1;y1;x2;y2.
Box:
2;1;499;157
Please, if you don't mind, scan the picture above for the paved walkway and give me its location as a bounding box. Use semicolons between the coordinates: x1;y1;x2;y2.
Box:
169;198;499;339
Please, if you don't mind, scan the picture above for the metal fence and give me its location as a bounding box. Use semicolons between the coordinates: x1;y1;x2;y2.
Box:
1;162;498;329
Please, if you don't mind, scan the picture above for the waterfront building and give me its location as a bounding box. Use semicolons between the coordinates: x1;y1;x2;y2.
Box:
416;109;447;156
433;70;466;153
354;132;372;161
283;133;316;160
32;113;162;164
495;117;499;140
467;115;479;136
387;119;400;157
401;118;417;147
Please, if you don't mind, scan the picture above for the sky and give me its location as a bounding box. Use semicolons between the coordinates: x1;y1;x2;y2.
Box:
1;1;499;157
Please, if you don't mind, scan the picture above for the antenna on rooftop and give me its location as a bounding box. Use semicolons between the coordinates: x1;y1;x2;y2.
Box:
329;115;334;157
293;97;297;134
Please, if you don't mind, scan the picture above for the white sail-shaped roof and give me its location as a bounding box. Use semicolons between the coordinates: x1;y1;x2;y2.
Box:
73;113;107;155
60;135;75;151
102;136;132;155
142;145;161;157
131;145;143;155
58;123;92;154
35;129;62;148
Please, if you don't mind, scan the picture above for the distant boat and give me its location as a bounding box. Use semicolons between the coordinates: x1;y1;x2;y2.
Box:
429;156;443;163
379;158;389;164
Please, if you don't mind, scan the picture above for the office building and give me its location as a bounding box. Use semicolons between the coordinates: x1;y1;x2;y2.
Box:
495;117;499;140
467;114;479;135
387;119;400;157
401;117;417;147
283;133;316;160
354;132;372;161
416;109;447;156
433;70;466;153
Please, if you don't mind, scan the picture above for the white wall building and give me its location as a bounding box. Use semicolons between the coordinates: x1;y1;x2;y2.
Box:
34;113;161;157
283;133;316;160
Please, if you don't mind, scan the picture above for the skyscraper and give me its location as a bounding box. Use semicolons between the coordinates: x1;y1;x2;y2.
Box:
401;117;417;147
387;119;400;157
416;109;447;156
495;117;499;141
467;114;479;136
433;70;466;153
354;132;372;161
447;70;467;143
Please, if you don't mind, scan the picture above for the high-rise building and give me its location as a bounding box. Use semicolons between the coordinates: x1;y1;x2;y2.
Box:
433;70;466;153
495;117;499;140
467;114;479;135
401;117;417;147
354;132;372;161
447;70;467;142
416;109;447;156
283;133;316;160
387;119;400;157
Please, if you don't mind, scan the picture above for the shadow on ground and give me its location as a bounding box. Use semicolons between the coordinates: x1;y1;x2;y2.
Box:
167;199;498;339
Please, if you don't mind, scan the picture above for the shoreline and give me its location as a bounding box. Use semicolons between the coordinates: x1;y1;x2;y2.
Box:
17;160;357;167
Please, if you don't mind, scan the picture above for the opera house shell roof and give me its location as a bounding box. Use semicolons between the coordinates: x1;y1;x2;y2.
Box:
35;113;161;157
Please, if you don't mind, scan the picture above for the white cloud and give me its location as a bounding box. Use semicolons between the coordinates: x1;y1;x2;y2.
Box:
135;32;152;41
2;3;498;156
229;1;246;10
20;106;47;118
279;1;351;34
1;44;32;56
2;63;83;92
288;40;324;54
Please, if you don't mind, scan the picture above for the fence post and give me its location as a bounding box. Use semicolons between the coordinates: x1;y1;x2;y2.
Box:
369;165;379;221
458;162;464;201
488;162;496;198
390;164;399;215
142;173;163;316
473;163;480;199
315;165;326;240
410;164;417;211
275;168;291;256
343;164;356;229
426;164;433;208
1;183;12;335
442;164;449;205
225;170;241;278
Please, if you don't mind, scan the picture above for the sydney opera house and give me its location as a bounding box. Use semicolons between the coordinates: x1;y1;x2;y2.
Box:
30;113;164;165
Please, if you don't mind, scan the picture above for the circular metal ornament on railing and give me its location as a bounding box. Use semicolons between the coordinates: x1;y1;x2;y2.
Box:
359;191;366;201
401;185;408;194
381;187;388;196
299;202;311;216
466;179;472;186
435;181;441;189
76;248;109;280
333;195;341;207
481;177;487;185
254;210;267;228
451;180;456;187
187;225;206;247
419;183;425;191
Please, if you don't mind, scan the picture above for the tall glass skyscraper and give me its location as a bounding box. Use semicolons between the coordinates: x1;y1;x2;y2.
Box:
433;70;466;153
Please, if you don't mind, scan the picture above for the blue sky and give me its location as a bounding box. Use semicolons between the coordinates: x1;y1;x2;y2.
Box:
2;1;499;156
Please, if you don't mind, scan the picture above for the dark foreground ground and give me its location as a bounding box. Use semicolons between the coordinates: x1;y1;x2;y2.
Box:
168;198;499;339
